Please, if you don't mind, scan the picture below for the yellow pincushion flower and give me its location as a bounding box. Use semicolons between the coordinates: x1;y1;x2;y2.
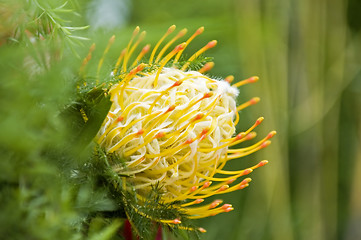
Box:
83;26;275;228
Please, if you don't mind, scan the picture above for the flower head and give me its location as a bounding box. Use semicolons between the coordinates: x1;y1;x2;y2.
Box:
83;26;275;229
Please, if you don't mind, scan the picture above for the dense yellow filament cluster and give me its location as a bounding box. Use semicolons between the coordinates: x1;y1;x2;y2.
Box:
84;26;275;227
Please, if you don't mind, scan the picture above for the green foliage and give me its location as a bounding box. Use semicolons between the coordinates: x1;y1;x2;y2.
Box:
1;0;88;56
0;46;75;239
0;1;117;238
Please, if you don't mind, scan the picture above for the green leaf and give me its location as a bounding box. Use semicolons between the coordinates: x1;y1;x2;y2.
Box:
68;35;90;41
64;26;90;31
61;85;111;152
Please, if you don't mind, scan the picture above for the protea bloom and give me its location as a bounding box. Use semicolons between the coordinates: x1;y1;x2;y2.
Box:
84;26;275;230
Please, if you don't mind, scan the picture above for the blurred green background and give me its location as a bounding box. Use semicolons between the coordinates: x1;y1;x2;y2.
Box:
1;0;361;239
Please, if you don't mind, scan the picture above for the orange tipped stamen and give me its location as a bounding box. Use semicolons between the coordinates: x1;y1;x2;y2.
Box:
232;76;259;88
228;131;274;152
185;199;234;218
207;40;217;48
203;92;214;98
240;117;263;136
181;40;217;71
188;205;233;219
202;181;212;189
172;80;183;87
195;27;205;35
256;117;264;125
226;178;236;184
181;198;205;207
172;218;181;224
217;185;229;192
132;26;140;36
155;132;165;139
167;105;176;112
190;186;198;192
258;160;269;167
243;168;253;175
195;198;204;204
267;131;277;139
159;43;186;65
184;138;195;145
117;116;124;122
199;62;215;73
225;75;234;83
235;132;247;140
131;44;151;67
136;129;144;135
187;176;253;200
209;200;223;209
236;97;260;112
221;204;232;210
238;183;249;190
213;178;252;194
246;132;257;140
193;113;204;121
224;207;234;212
261;140;271;148
200;127;210;140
